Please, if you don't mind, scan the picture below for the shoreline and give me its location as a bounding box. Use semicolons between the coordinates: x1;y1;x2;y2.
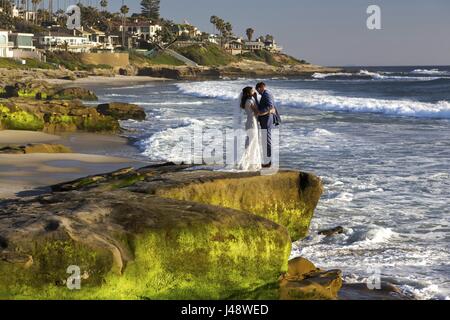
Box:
0;79;416;300
0;130;149;199
46;75;171;86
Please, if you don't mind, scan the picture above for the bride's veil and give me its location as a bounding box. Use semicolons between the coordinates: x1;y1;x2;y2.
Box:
233;92;244;131
227;92;244;168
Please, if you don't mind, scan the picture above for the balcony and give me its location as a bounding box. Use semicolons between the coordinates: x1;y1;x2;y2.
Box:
0;42;14;48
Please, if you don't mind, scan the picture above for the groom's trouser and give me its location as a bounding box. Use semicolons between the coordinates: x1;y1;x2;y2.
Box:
258;114;274;163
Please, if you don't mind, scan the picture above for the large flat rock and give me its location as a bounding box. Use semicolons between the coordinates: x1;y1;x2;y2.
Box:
0;164;323;299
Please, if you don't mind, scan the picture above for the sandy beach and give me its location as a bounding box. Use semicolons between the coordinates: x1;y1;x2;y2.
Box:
0;130;148;199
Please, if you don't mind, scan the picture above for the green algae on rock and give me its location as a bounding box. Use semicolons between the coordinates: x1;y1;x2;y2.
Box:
0;143;72;154
0;164;326;300
153;171;323;241
0;100;119;133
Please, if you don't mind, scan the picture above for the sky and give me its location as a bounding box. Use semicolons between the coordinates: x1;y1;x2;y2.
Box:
85;0;450;66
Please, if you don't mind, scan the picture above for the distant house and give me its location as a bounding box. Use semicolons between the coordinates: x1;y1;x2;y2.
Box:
173;24;202;39
36;29;92;52
74;27;116;51
264;39;282;52
11;5;36;22
206;34;220;45
9;32;45;61
0;30;14;58
120;21;162;42
224;38;247;55
9;33;35;51
244;40;265;52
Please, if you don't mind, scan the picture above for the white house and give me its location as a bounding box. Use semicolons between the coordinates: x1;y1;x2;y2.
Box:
120;21;162;42
9;33;35;51
207;34;220;45
0;30;14;58
36;31;92;52
244;40;265;51
264;39;283;52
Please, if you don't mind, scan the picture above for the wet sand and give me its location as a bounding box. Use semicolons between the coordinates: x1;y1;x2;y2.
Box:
0;130;149;199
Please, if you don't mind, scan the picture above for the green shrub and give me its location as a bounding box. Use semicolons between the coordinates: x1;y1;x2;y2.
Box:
129;51;185;66
0;57;55;70
175;44;238;66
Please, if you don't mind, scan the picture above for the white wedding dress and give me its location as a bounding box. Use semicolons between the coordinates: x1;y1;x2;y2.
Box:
237;97;262;171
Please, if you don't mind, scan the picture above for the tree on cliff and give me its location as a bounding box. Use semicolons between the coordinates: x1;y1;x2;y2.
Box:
246;28;255;41
210;15;218;33
120;5;129;47
141;0;160;21
100;0;108;11
31;0;42;24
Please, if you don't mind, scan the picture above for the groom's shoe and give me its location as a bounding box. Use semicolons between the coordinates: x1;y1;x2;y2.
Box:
262;162;272;168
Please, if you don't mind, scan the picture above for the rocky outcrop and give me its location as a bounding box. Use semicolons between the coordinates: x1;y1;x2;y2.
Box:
0;99;120;133
0;164;327;300
97;102;146;121
0;143;72;154
279;257;343;300
50;87;98;101
0;81;55;100
138;66;221;80
318;226;345;237
136;64;342;80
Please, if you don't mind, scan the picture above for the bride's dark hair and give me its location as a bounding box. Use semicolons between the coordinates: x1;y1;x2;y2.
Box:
241;87;254;109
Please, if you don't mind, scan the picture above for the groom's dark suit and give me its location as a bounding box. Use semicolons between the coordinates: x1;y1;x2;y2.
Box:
257;90;275;163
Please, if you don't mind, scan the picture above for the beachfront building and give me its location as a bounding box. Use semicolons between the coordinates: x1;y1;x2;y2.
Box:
120;21;162;42
264;38;283;52
74;27;116;51
9;33;35;51
224;39;245;55
206;34;220;45
10;4;36;21
0;30;14;58
36;30;92;52
244;40;265;52
9;32;45;61
173;23;202;39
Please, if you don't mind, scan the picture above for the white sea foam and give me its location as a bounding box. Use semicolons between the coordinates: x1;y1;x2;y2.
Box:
312;72;354;79
177;82;450;119
412;68;449;76
139;117;224;163
313;69;446;81
133;101;206;106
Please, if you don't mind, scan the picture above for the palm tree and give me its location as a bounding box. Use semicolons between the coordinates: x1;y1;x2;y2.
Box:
120;4;129;48
246;28;254;41
223;22;232;40
100;0;107;11
210;15;218;34
31;0;41;24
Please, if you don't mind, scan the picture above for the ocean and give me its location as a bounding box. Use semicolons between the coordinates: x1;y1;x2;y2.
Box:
91;66;450;300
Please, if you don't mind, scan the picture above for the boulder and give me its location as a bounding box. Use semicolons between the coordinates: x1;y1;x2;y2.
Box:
0;99;119;133
0;164;324;300
97;102;146;121
1;81;55;99
318;226;345;237
278;257;343;300
0;144;72;154
3;85;19;98
50;87;98;101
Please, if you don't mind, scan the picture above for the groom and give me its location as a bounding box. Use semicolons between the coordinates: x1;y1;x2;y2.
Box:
255;82;275;168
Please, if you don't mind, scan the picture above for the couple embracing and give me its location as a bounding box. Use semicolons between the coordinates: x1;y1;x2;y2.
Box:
237;82;281;172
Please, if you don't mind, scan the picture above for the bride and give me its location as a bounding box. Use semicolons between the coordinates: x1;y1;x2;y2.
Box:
236;87;262;171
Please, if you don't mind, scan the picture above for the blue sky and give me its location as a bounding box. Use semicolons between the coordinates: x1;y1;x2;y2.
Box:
69;0;450;66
